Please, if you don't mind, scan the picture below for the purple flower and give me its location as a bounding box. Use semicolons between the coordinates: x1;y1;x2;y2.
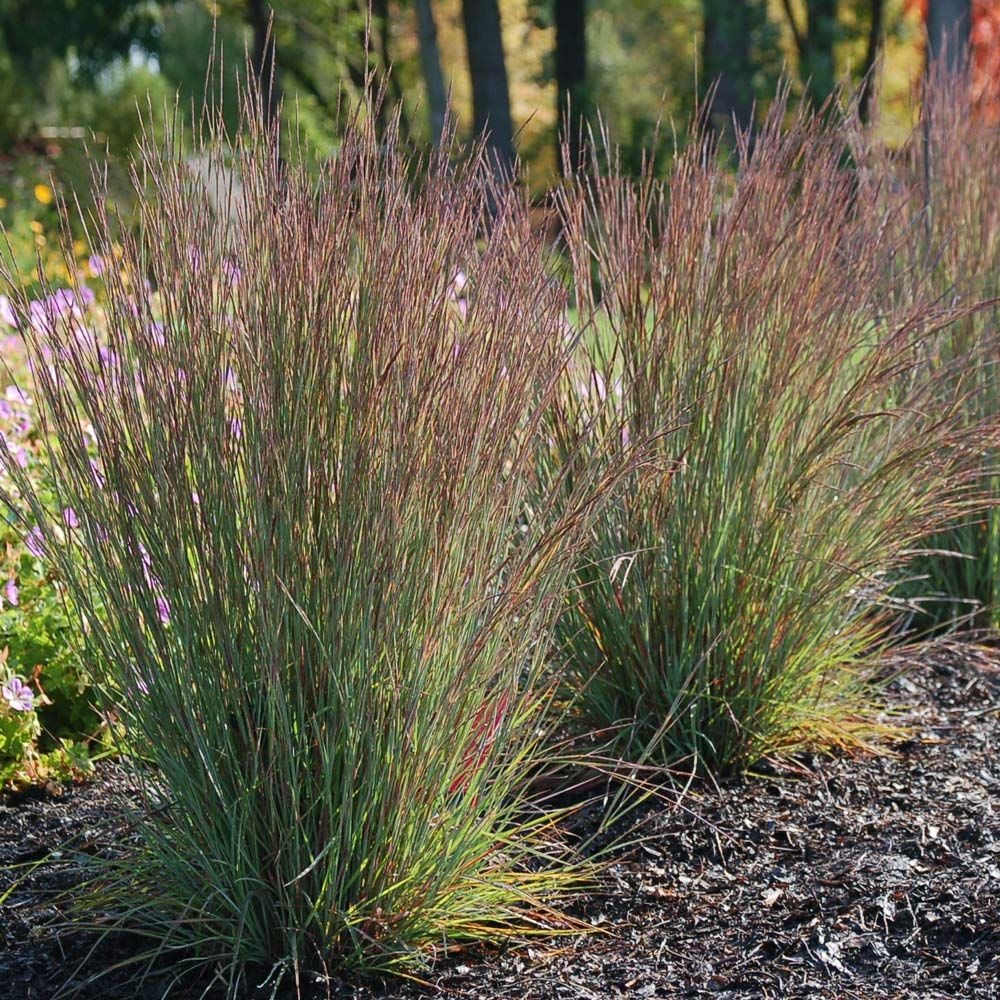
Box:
150;322;166;348
62;508;79;529
0;296;16;329
88;254;106;276
2;676;33;712
222;259;242;286
28;288;94;333
4;579;18;607
155;596;171;624
27;298;58;333
5;385;31;406
25;526;45;559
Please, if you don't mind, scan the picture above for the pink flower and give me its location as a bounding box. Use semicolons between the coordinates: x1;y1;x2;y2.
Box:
2;676;33;712
62;507;79;529
155;596;171;624
25;527;45;559
222;259;242;286
0;296;16;328
5;385;31;406
4;579;19;607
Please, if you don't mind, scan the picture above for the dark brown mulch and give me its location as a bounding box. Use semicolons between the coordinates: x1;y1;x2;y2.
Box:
2;643;998;1000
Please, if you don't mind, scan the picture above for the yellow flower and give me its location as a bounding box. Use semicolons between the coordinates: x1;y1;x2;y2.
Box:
0;197;7;209
72;240;87;258
34;184;54;206
29;220;44;234
34;235;47;249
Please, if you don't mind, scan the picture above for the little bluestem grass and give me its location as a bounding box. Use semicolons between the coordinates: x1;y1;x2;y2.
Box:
544;103;985;774
0;106;619;995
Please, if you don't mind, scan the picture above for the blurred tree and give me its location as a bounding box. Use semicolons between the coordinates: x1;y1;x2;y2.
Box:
970;0;1000;122
157;2;247;135
461;0;516;174
702;0;780;141
555;0;587;172
927;0;971;70
581;0;698;174
247;0;283;130
906;1;1000;119
779;0;840;104
414;0;448;143
0;0;170;143
859;0;887;120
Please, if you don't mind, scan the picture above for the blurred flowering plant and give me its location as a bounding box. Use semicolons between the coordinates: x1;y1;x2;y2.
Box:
0;281;107;789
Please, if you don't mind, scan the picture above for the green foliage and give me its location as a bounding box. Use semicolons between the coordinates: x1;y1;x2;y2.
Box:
0;0;170;144
586;0;701;173
158;1;249;138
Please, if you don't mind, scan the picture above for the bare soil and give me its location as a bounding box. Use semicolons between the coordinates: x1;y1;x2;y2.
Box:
2;642;998;1000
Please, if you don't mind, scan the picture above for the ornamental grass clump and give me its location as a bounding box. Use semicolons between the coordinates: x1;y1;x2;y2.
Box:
852;70;1000;633
546;105;982;774
0;110;612;994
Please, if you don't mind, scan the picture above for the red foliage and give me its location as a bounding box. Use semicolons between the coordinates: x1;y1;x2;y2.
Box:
905;0;1000;122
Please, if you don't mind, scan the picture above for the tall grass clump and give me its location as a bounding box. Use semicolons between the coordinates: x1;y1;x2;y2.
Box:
544;104;983;774
852;69;1000;633
0;106;613;994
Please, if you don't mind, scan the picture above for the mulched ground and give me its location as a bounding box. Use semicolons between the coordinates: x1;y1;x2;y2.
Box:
2;642;998;1000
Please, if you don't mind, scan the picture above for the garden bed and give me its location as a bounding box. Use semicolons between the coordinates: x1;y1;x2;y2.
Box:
2;641;998;1000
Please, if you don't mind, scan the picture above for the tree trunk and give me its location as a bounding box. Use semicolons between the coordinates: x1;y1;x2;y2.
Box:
859;0;885;122
461;0;516;177
247;0;282;133
927;0;971;75
370;0;411;139
555;0;587;174
415;0;448;146
803;0;837;105
702;0;757;142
